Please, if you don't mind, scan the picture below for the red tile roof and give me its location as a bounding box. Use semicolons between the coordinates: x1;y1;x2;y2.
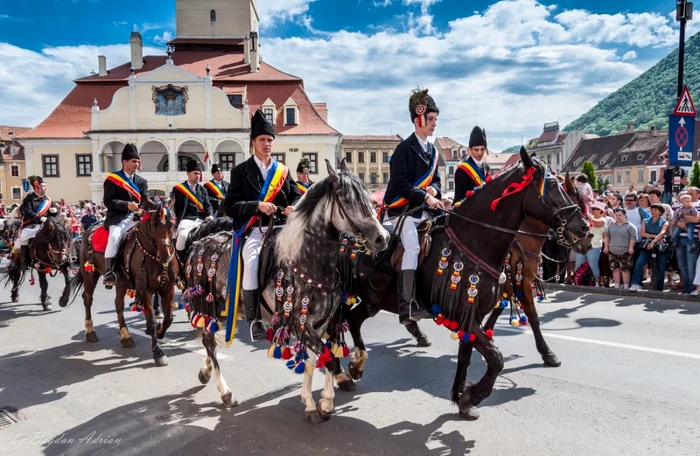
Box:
0;126;29;141
537;129;559;144
20;49;336;139
343;135;402;141
500;152;523;173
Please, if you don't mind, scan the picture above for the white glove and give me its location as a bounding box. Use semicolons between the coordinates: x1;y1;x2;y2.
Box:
40;217;47;223
49;207;58;215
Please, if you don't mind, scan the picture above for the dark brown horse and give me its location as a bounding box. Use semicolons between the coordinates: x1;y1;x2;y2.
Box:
4;206;73;311
69;198;178;366
335;149;591;420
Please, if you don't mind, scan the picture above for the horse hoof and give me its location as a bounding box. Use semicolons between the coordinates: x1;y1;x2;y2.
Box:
221;392;238;408
348;363;364;381
59;296;69;308
543;354;561;367
11;293;18;303
416;336;431;347
305;407;330;424
458;385;480;421
86;331;99;343
42;303;53;312
336;374;356;392
120;338;135;349
154;355;169;367
198;370;211;385
145;327;153;336
316;402;332;421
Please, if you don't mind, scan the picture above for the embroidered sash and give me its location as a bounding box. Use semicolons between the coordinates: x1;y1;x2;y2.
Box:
174;183;204;212
204;181;225;200
106;171;142;203
458;159;487;188
223;161;289;346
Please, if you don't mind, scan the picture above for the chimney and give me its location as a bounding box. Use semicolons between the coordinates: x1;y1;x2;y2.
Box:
130;32;144;70
250;31;259;73
244;36;250;65
98;55;107;76
651;125;658;136
313;103;328;122
626;123;634;132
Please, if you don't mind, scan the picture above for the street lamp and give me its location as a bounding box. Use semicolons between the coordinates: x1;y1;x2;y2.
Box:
676;0;694;98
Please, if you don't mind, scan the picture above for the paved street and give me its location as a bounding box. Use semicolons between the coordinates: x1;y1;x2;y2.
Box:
1;266;700;456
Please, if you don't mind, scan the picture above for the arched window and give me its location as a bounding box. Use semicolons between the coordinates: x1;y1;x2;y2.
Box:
210;10;216;22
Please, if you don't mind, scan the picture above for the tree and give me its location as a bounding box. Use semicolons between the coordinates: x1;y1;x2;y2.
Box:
691;162;700;188
596;175;610;192
582;161;597;190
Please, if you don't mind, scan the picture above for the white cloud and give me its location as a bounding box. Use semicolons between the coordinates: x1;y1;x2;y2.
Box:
373;0;393;6
257;0;317;28
622;50;637;61
403;0;441;14
153;31;173;45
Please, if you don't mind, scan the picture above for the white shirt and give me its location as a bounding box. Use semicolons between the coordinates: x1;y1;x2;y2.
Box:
187;181;197;192
254;155;272;180
625;207;644;241
416;135;429;153
471;157;483;167
125;172;134;181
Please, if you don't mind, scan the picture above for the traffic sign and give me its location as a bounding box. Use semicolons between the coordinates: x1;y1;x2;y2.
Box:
22;179;30;193
669;114;695;166
673;85;697;116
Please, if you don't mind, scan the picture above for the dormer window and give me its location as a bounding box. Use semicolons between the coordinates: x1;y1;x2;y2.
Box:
637;154;644;161
286;107;296;125
621;155;628;162
210;10;216;22
263;108;274;124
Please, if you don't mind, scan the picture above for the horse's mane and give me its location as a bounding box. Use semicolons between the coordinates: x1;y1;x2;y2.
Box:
293;171;373;221
37;215;72;248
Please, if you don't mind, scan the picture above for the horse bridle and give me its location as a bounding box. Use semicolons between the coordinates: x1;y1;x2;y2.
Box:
134;209;176;282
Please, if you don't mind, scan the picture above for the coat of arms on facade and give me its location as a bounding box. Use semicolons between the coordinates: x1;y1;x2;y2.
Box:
152;85;189;116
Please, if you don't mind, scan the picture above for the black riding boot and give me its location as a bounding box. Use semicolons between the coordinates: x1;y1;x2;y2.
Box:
103;257;116;289
242;289;267;341
398;270;431;325
21;245;31;269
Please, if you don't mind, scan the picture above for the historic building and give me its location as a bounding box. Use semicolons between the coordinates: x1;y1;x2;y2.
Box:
341;135;402;191
435;137;466;193
18;0;340;203
0;126;29;204
526;121;588;173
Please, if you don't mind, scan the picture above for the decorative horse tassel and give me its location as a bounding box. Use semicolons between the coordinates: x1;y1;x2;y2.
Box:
83;261;94;273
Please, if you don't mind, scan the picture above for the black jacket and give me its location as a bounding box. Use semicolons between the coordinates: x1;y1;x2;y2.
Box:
204;179;229;217
103;172;149;229
173;181;213;226
223;156;302;233
20;192;52;227
384;133;442;218
454;156;491;201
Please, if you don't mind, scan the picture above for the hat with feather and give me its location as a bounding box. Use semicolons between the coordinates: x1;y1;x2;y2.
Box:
409;87;439;125
297;157;311;174
28;175;44;190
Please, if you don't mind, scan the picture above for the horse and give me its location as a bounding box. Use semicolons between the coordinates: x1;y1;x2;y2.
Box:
181;160;389;421
3;206;73;311
334;149;591;420
483;172;590;367
69;197;178;366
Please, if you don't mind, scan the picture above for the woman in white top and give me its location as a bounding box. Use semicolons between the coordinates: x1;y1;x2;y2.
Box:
575;201;609;286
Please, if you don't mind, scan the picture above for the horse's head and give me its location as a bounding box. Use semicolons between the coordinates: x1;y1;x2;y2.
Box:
518;149;591;246
563;172;594;253
142;197;177;266
36;206;72;266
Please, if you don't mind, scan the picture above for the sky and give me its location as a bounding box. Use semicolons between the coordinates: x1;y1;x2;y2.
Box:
0;0;698;151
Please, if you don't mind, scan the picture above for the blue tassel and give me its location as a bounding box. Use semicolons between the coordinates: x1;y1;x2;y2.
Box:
178;302;184;310
273;345;282;359
520;315;528;324
432;304;442;316
286;360;296;369
294;361;306;374
325;341;332;349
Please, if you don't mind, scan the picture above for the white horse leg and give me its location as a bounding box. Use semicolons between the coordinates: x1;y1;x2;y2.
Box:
202;331;237;407
319;367;336;415
198;356;213;384
301;351;317;413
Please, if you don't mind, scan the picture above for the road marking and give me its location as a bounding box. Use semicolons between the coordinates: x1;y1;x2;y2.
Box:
497;326;700;360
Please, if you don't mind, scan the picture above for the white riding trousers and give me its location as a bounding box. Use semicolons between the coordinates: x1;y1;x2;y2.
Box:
105;217;139;259
176;219;204;251
242;227;268;291
19;224;41;246
398;211;429;270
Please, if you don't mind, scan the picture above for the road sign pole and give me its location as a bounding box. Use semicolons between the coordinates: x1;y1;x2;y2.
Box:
676;0;694;98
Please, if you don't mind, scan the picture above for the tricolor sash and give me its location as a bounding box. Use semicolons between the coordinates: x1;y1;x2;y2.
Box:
297;181;310;195
106;171;142;203
174;183;204;212
457;159;488;188
23;197;52;227
204;181;225;200
223;161;289;346
379;145;439;221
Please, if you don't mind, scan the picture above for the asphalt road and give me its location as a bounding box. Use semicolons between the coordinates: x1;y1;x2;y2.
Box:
1;266;699;456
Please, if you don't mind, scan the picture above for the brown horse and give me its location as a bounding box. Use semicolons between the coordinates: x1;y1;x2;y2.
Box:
69;198;178;366
3;206;73;311
483;173;590;367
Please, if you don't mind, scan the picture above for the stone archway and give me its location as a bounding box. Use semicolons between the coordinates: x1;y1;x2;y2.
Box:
139;139;169;172
213;139;245;172
175;140;206;172
99;140;127;173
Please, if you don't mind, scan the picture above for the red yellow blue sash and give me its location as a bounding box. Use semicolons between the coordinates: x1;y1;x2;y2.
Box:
22;197;52;227
204;181;225;200
174;183;204;212
106;171;142;203
223;161;289;346
297;181;310;195
379;145;439;220
458;159;487;188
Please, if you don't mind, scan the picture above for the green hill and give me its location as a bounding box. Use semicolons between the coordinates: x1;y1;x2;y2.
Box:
565;32;700;136
501;145;520;153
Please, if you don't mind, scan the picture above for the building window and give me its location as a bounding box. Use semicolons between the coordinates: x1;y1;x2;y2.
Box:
616;169;622;184
383;152;389;163
271;153;285;164
42;155;59;177
448;165;455;175
345;152;352;163
11;187;21;200
625;169;631;183
556;154;560;166
370;173;377;185
358;152;365;163
370;152;376;163
448;181;454;191
302;153;318;174
220;153;236;171
263;108;274;124
177;156;193;172
76;154;92;177
359;172;365;183
228;95;243;106
383;172;388;184
210;10;216;21
10;146;19;156
650;170;657;182
286;107;296;125
637;168;644;182
621;155;628;162
10;164;19;177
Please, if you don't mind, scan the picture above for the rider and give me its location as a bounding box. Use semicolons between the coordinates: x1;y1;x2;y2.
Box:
296;157;313;194
103;143;149;288
174;159;213;264
17;176;54;267
454;126;491;201
223;109;302;341
383;88;443;325
203;163;229;217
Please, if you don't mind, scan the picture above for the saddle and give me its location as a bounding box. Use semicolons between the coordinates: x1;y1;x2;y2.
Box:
389;219;434;272
89;221;136;254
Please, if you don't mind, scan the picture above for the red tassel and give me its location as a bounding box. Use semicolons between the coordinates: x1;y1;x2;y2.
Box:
485;174;492;183
469;333;476;342
342;345;350;357
282;347;293;360
266;328;274;342
448;320;459;331
442;318;451;328
466;190;475;198
485;329;494;339
435;315;444;325
458;330;465;340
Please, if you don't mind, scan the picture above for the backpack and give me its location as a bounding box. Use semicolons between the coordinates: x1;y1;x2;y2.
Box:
573;261;595;286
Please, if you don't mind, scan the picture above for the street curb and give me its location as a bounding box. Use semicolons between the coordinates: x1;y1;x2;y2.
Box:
542;283;700;303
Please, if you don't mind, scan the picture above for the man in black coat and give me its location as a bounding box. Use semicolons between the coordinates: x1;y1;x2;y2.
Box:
102;143;149;287
454;126;492;201
223;109;302;340
383;88;443;325
204;163;229;217
18;175;55;267
174;159;213;262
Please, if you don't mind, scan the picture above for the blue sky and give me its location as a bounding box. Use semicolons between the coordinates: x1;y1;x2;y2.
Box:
0;0;697;150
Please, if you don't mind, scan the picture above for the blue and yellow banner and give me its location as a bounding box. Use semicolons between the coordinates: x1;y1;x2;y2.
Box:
297;181;310;195
204;181;225;200
174;183;204;212
106;171;141;202
457;158;487;188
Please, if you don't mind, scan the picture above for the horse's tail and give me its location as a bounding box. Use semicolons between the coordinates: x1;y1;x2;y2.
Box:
2;253;27;289
69;269;85;304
